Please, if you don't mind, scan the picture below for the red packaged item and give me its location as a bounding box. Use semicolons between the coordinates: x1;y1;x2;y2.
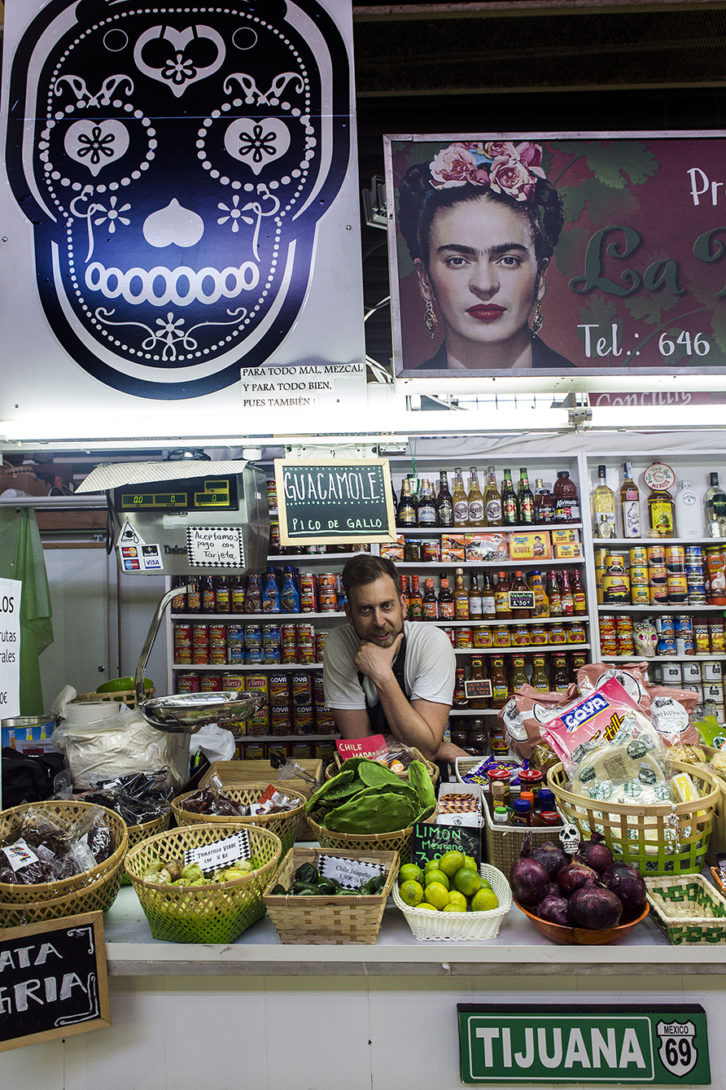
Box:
576;661;652;715
500;684;577;760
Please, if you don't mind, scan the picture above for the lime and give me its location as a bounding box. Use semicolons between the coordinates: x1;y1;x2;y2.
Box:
424;857;442;872
399;879;424;907
424;869;450;890
438;850;466;878
399;863;424;886
418;902;437;911
479;876;492;890
454;868;482;898
447;889;468;911
97;676;154;694
443;901;467;913
461;855;478;871
424;883;450;910
471;887;499;912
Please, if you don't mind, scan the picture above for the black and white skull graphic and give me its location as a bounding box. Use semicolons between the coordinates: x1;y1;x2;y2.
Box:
6;0;350;398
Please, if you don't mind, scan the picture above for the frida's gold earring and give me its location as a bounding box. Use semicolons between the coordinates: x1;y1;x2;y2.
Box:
424;298;438;338
530;299;543;336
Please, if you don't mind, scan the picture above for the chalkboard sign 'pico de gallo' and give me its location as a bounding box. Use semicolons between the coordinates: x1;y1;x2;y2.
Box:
274;459;397;545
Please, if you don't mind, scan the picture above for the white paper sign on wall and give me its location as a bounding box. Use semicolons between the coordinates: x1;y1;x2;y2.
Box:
0;578;22;719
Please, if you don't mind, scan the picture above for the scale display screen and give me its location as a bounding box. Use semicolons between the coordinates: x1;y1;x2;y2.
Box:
114;476;238;512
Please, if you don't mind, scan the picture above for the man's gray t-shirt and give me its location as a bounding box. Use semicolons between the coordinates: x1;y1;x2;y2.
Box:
323;619;455;711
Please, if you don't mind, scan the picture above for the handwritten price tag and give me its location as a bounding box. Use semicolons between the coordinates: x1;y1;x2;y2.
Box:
184;831;250;875
186;527;244;568
318;854;385;889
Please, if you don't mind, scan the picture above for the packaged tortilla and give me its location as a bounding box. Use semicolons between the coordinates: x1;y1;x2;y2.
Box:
577;661;651;713
500;684;577;760
644;685;700;746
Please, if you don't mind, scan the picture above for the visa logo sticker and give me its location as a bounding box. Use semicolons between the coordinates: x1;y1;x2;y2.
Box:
562;693;610;733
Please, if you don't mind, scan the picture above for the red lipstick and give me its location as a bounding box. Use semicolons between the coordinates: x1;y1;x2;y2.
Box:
466;304;505;322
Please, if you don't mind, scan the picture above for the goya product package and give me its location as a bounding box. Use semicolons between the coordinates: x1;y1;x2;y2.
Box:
500;684;577;760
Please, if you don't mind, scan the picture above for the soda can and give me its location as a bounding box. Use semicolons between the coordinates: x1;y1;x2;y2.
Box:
176;672;200;693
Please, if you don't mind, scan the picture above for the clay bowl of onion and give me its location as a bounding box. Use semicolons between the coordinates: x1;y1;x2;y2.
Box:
514;900;650;945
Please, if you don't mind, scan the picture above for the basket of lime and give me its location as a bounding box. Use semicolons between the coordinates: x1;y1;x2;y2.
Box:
392;851;512;941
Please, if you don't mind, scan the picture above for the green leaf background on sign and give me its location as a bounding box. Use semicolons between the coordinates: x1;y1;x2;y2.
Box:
583;140;660;189
554;225;589;277
711;306;726;353
625;288;682;326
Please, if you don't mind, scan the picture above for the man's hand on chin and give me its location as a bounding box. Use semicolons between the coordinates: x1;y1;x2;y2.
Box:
354;632;404;688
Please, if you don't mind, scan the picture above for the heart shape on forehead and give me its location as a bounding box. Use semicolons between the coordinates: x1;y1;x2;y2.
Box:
134;25;226;98
224;118;291;175
65;119;130;177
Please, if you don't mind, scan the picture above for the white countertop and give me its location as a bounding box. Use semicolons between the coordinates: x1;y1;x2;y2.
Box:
102;886;726;977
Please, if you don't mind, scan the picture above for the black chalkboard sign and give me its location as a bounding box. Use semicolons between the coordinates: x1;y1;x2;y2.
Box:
274;458;396;545
410;822;482;869
0;911;110;1052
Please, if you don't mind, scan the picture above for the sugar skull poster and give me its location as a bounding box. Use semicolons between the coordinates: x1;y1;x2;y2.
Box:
386;132;726;379
1;0;363;422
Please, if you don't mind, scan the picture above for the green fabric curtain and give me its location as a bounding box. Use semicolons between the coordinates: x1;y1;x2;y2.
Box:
0;508;53;714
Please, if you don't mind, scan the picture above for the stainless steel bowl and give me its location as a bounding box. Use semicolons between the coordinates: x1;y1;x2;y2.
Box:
138;690;263;733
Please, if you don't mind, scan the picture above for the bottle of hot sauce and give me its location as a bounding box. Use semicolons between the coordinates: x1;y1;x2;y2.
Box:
438;576;455;620
494;571;512;619
454;567;470;620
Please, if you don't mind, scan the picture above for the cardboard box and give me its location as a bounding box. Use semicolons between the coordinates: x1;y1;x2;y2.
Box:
380;535;405;561
435;781;483;829
552;528;582;558
508;530;551;560
441;533;466;562
465;533;508;562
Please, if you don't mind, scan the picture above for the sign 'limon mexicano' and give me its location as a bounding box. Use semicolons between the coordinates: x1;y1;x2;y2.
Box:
458;1004;710;1085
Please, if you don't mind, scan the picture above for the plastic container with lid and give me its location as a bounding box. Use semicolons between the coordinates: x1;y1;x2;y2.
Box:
511;798;532;826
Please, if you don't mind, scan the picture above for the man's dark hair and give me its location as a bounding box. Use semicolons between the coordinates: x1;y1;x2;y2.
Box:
341;553;399;599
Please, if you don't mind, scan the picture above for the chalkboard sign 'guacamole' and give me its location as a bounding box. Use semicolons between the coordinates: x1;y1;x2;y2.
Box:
275;459;397;545
0;912;110;1053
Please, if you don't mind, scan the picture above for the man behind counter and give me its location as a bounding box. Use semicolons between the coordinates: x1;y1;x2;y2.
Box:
323;553;466;765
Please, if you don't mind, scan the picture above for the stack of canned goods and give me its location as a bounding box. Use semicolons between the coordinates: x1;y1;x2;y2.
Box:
599;613;725;656
651;659;725;721
173;621;327;666
595;545;721;607
439;621;587;649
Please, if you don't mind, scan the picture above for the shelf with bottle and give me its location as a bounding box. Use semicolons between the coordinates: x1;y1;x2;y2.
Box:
451;643;590;656
172;662;325;671
597;603;725;613
238;733;339;744
600;654;722;663
428;616;590;627
395;558;583;569
171;612;345;622
265;551;365;562
393;524;583;536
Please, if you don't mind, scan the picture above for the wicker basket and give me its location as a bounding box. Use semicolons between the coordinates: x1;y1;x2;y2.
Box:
325;747;439;787
262;847;399;944
548;760;721;876
120;810;173;886
645;874;726;944
704;748;726;861
305;808;436;857
0;863;125;926
0;800;128;905
124;822;282;943
482;796;564;875
392;862;512;941
171;783;306;855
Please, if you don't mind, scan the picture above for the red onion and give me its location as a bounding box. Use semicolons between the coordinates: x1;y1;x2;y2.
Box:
574;831;614;876
568;884;623;930
510;858;550;907
556;861;598;896
602;863;646;922
529;841;569;880
536;894;570;927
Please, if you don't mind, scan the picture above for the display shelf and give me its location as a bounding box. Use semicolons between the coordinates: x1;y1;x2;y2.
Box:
452;644;590;655
600;654;724;663
396;558;583;569
172;662;323;671
448;707;500;717
428;616;589;627
597;604;725;613
393;523;583;535
242;733;337;743
266;552;362;561
171;612;345;621
592;537;720;547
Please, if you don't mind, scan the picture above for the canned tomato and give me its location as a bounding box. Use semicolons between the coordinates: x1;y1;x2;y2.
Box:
629;546;648;566
630;584;651;606
665;545;685;572
473;625;493;648
694;622;710;654
298;573;317;612
281;623;297;663
667;573;688;604
200;673;222;692
176;672;200;693
455;627;474;648
421;539;441;562
492;625;511;647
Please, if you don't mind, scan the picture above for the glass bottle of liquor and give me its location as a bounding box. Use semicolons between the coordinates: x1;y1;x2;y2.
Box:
517;468;535;525
571;568;587;614
408;574;423;620
467;466;485;527
417;478;437;527
468;572;483;621
648;482;675;537
592;464;616;538
494;570;513;619
534;478;555;525
468;657;490;709
510;654;528;692
436;469;454;527
453;467;469;527
529;571;550;617
620;462;641;538
454;567;469;620
559;569;574;616
511;570;532;618
483;466;503;526
704;471;726;537
397;477;417;528
438;575;455;620
480;570;496;617
531;654;550;693
546;569;563;615
501;469;518;526
553;470;580;523
422;577;438;620
490;656;509;708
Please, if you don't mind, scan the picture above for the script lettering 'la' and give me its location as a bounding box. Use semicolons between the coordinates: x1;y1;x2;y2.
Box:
0;943;63;972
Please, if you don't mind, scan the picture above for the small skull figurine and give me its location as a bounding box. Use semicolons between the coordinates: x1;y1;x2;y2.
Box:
559;823;581;856
634;618;658;657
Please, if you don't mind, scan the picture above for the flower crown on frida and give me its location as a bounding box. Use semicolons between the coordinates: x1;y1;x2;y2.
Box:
429;140;546;203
